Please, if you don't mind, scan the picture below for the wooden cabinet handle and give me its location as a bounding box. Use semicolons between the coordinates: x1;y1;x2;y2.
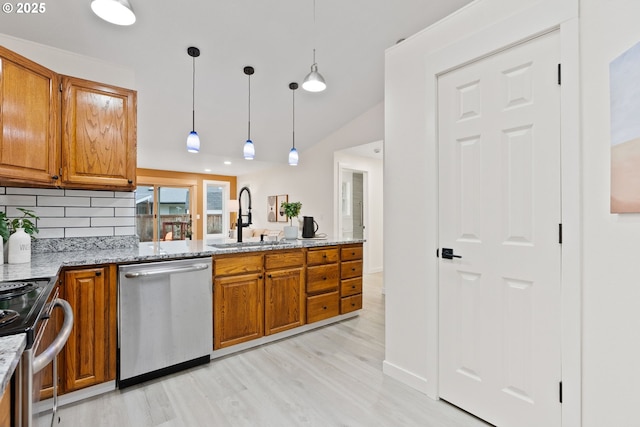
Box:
322;306;327;310
323;276;327;280
351;285;356;289
51;175;59;180
128;179;133;184
95;271;101;276
352;268;356;271
351;303;356;307
268;274;272;278
352;252;356;255
259;275;263;279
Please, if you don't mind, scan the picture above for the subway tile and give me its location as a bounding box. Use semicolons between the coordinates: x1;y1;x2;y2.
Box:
39;217;91;228
38;196;91;207
66;207;114;217
65;189;115;198
91;217;134;227
6;187;64;196
114;191;135;199
0;195;37;206
6;206;64;218
65;227;114;238
115;227;136;236
115;207;135;217
91;198;134;208
36;228;65;239
0;188;5;195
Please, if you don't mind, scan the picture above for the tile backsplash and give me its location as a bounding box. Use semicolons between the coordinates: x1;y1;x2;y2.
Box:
0;187;136;239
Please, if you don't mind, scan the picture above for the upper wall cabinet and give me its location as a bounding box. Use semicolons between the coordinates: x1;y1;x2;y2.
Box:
61;76;136;190
0;45;60;186
0;46;137;191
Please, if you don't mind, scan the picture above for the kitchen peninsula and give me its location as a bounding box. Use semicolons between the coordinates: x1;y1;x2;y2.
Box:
0;237;364;410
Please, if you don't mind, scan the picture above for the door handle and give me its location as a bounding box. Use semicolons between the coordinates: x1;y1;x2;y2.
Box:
441;248;462;260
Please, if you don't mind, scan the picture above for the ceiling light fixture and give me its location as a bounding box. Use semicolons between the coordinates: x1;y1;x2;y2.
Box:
243;66;256;160
186;47;200;153
90;0;136;26
302;0;326;92
288;82;299;166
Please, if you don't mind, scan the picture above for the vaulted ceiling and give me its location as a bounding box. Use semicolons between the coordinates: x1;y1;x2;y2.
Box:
0;0;471;175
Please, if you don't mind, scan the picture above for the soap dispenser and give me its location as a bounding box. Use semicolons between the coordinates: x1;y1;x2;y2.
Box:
8;220;31;264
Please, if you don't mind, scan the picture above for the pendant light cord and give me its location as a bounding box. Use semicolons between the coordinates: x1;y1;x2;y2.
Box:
192;55;196;132
292;87;296;149
247;73;251;140
312;0;317;64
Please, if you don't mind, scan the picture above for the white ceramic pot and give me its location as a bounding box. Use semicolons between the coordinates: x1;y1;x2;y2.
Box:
283;226;298;240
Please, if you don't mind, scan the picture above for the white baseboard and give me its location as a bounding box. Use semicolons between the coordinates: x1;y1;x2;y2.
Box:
382;360;432;396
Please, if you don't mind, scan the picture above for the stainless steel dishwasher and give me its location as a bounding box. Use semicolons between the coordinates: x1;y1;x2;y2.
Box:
118;257;212;388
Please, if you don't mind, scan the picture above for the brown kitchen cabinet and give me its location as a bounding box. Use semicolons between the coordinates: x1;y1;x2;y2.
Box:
61;265;117;393
0;46;137;190
37;278;62;400
213;254;264;349
264;250;305;335
0;45;59;186
340;244;364;314
61;76;137;190
306;246;340;323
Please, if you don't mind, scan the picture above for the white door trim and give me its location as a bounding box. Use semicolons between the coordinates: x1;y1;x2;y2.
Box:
422;4;581;427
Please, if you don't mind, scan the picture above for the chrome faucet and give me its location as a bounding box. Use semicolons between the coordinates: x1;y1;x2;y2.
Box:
237;186;252;242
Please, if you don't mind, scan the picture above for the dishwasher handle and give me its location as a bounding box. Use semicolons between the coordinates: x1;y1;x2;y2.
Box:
33;298;74;374
123;263;210;278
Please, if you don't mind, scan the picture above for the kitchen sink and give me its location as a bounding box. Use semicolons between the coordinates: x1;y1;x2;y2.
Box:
207;241;291;250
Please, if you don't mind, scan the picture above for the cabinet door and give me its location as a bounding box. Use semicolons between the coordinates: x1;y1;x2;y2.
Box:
214;272;263;349
38;281;62;399
0;46;59;186
63;266;116;392
265;267;305;335
61;76;136;190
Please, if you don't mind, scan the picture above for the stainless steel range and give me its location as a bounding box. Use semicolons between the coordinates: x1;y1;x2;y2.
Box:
0;277;73;427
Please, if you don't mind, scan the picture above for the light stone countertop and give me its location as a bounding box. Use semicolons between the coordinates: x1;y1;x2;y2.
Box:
0;334;25;395
0;238;364;282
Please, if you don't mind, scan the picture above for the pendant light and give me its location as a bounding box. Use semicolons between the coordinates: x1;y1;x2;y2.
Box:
243;66;255;160
288;82;299;166
90;0;136;26
302;0;327;92
186;47;200;153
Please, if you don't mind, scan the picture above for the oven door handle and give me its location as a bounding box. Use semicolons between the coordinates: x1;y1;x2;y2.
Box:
33;298;74;375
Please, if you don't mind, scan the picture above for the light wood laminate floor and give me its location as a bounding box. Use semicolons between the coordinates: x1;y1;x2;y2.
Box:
51;273;490;427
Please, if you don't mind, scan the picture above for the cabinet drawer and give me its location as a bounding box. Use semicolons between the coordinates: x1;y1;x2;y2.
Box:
265;250;304;270
214;254;263;276
341;245;363;261
307;264;339;294
307;247;339;266
341;294;362;314
340;277;362;297
341;260;363;280
306;291;339;323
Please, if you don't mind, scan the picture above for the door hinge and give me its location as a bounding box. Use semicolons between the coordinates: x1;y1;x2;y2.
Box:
559;381;563;403
59;82;63;92
557;63;561;85
559;223;563;244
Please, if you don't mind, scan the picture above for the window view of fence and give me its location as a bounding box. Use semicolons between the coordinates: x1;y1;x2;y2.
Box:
135;186;192;241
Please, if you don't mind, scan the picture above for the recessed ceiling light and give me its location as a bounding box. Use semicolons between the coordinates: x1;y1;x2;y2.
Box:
204;168;211;172
224;161;232;165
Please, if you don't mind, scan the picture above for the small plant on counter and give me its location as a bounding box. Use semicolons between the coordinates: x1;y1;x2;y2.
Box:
280;201;302;226
0;208;40;242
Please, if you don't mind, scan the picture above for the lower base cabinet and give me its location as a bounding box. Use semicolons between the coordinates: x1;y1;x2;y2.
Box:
39;265;117;397
306;291;340;323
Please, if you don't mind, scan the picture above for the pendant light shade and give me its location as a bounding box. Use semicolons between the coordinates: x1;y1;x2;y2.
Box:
302;0;326;92
90;0;136;26
302;50;326;93
186;47;200;153
243;66;255;160
288;82;299;166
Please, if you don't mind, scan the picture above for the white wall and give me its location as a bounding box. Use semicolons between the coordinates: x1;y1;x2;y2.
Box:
580;1;640;425
238;103;384;273
0;33;134;88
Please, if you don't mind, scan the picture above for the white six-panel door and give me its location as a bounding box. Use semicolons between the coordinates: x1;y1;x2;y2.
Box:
438;31;561;427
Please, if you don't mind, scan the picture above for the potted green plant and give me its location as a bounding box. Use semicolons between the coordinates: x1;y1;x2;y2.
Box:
1;208;39;264
280;201;302;240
